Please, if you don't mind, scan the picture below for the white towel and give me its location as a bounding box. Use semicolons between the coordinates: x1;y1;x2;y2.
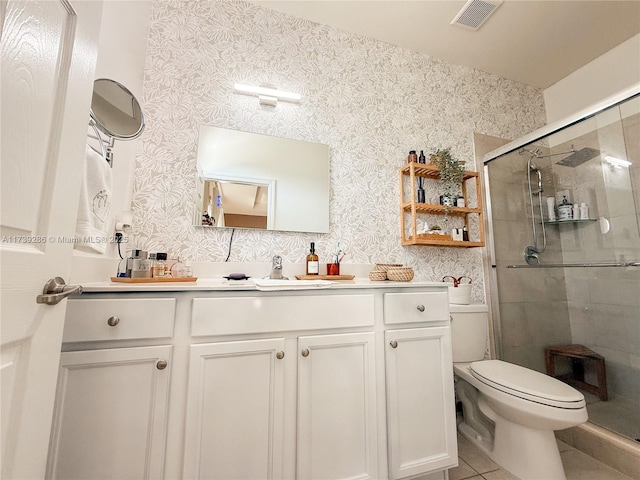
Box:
74;144;112;253
252;279;333;291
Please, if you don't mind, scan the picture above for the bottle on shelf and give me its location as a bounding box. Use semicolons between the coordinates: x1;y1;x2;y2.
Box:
408;150;418;163
558;195;572;221
418;150;426;164
306;242;319;275
462;226;469;241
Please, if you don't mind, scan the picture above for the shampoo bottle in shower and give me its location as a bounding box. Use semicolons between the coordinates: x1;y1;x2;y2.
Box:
306;242;319;275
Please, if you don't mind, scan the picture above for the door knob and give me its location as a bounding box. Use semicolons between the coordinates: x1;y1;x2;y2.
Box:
36;277;82;305
416;305;425;312
156;360;168;370
301;348;310;357
276;351;285;360
107;316;120;327
389;340;398;349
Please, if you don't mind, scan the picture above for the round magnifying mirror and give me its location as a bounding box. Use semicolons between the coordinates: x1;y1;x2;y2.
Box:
90;78;144;140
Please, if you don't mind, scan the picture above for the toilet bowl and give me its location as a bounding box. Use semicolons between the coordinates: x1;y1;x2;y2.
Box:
451;304;588;480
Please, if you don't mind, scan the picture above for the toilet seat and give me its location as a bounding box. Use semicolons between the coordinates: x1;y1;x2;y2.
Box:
470;360;586;409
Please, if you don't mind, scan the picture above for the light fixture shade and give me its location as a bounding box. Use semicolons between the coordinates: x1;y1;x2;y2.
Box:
234;83;302;104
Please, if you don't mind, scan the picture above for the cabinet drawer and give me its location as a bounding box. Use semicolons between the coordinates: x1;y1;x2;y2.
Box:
63;298;176;343
192;294;375;336
383;291;449;325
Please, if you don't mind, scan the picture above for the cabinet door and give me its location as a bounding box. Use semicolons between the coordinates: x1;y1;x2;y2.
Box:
183;338;286;480
298;332;378;480
47;345;172;480
385;327;457;479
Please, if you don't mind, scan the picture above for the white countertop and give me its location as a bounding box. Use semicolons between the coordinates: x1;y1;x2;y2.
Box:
80;278;448;293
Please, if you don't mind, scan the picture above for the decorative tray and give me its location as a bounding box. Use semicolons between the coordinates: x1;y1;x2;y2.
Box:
295;275;355;280
110;277;198;283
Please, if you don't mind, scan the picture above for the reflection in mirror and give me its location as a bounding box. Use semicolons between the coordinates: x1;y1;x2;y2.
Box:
195;126;330;233
199;176;274;229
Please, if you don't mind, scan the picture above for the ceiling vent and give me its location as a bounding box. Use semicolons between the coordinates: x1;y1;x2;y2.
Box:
451;0;503;31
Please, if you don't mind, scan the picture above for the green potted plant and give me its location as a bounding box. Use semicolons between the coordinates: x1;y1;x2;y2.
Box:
429;147;465;206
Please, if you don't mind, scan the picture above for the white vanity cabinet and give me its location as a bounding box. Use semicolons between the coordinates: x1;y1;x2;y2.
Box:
53;282;456;480
47;298;176;480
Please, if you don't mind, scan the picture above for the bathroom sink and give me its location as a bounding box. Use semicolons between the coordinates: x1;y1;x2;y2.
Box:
252;278;333;291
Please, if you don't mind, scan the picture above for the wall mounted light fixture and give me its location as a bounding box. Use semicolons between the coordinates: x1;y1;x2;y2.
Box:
234;83;302;106
604;155;632;168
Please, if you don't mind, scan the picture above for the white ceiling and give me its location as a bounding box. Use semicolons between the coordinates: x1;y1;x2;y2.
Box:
250;0;640;89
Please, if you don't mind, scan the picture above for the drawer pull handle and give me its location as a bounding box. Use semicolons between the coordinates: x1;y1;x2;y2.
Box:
276;351;285;360
390;340;398;349
301;348;310;358
156;360;168;370
107;316;120;327
416;305;425;312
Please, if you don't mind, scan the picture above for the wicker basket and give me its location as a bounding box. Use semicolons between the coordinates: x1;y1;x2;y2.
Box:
374;263;403;272
368;270;387;281
387;267;414;282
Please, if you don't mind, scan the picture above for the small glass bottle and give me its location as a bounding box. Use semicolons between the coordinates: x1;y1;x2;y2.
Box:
153;253;167;278
408;150;418;163
418;150;426;164
462;226;469;241
306;242;319;275
148;253;157;277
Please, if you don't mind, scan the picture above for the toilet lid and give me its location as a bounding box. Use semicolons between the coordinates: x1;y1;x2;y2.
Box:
470;360;586;409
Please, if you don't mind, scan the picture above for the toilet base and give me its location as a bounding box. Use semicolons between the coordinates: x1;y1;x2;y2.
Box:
459;416;567;480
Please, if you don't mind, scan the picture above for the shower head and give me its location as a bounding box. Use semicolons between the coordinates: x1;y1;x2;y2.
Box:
555;147;600;167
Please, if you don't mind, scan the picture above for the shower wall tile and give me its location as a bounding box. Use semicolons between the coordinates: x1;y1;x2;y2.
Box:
132;0;546;286
567;302;596;346
587;271;640;308
498;302;532;348
525;301;572;346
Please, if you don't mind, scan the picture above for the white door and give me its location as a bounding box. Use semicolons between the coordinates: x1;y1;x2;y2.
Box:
183;338;286;480
385;327;458;479
0;1;102;478
46;345;172;480
297;332;378;480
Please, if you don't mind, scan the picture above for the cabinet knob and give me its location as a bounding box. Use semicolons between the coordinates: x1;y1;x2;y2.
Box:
301;348;310;357
156;360;168;370
276;351;285;360
107;316;120;327
389;340;398;349
416;305;425;312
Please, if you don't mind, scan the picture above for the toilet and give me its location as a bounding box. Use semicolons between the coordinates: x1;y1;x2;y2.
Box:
451;304;588;480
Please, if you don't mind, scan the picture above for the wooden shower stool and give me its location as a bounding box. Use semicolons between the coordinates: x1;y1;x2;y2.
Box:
545;344;608;401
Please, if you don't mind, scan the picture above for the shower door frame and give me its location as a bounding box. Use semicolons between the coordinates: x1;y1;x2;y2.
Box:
481;84;640;360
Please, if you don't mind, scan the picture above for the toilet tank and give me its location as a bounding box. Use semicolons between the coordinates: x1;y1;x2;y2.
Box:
450;304;489;363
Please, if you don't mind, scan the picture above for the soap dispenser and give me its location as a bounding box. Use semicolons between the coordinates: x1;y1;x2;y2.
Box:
306;242;319;275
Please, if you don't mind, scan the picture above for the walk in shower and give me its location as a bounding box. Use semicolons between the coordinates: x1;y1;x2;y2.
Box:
484;92;639;442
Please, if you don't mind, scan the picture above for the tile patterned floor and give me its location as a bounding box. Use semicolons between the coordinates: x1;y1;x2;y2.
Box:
447;433;634;480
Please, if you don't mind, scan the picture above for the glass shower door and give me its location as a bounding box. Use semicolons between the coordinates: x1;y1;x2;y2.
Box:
485;94;639;441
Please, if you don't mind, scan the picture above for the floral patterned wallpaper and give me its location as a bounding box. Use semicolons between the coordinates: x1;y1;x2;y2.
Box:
132;0;546;300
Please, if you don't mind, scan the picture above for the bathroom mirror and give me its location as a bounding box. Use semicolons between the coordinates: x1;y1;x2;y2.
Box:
195;126;330;233
90;78;145;140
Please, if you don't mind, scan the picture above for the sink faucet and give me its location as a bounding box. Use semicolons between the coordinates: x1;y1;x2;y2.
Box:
268;255;288;280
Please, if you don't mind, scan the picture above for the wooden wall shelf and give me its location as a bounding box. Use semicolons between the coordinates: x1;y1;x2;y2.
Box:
400;162;485;248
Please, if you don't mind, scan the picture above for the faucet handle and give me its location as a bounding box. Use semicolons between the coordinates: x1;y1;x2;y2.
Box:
272;255;283;268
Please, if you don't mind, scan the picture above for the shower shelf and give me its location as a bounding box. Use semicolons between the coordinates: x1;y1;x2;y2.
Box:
399;163;485;247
